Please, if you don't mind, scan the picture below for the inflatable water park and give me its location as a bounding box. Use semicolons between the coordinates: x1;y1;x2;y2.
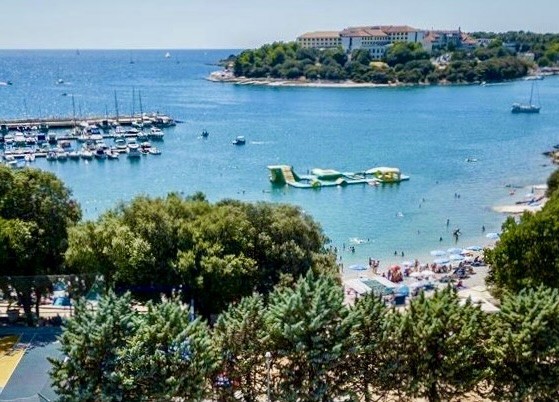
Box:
267;165;409;189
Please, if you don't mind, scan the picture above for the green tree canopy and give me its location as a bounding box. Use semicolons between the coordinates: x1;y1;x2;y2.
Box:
385;42;429;67
489;287;559;401
485;193;559;295
0;166;81;323
50;291;137;401
382;287;489;402
117;299;219;401
65;193;337;318
213;294;269;402
346;292;390;402
51;291;218;401
264;272;350;402
546;168;559;197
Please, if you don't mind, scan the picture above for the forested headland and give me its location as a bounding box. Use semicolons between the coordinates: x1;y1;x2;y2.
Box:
224;31;559;85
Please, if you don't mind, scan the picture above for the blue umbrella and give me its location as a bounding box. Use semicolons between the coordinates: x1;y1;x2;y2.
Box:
349;264;368;271
433;257;450;265
430;250;446;256
466;245;483;251
449;254;465;261
395;285;410;296
447;247;463;254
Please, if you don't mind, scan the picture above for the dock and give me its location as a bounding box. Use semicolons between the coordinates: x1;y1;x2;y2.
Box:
0;113;175;131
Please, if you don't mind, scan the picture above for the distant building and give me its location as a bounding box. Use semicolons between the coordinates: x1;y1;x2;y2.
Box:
518;52;535;62
476;38;493;48
297;25;424;60
339;26;390;59
296;31;342;49
341;25;424;59
423;30;462;52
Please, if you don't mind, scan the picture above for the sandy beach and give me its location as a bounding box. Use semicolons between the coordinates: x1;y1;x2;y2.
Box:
341;183;549;310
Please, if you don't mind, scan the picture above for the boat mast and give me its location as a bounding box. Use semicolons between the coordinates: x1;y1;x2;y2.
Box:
139;90;143;119
71;94;76;128
131;88;135;119
114;90;120;123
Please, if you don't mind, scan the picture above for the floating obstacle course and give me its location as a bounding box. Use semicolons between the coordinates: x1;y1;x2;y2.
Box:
267;165;409;189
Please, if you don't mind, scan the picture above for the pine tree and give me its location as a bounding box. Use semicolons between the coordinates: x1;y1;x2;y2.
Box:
382;287;489;402
49;291;136;402
264;272;351;402
117;298;219;401
214;294;269;402
489;286;559;401
346;292;390;401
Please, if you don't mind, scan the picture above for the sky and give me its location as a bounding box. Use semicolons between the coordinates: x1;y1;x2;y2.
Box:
1;0;558;49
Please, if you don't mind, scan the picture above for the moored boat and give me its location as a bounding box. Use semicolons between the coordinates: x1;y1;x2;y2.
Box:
80;150;93;160
232;135;246;145
127;141;141;158
149;127;164;140
511;81;540;114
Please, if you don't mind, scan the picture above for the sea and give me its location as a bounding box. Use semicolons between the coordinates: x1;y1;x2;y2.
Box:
0;49;557;270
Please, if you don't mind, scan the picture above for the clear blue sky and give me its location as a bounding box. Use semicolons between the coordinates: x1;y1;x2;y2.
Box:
1;0;557;49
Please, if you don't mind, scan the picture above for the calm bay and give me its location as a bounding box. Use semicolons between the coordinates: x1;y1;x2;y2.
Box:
0;49;557;267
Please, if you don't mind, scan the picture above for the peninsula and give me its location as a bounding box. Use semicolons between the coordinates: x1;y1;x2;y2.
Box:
210;27;559;87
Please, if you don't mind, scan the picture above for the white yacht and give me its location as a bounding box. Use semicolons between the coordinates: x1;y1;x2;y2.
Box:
149;127;164;140
127;140;141;158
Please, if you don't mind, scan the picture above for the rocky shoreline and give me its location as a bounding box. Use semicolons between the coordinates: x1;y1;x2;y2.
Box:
207;69;557;89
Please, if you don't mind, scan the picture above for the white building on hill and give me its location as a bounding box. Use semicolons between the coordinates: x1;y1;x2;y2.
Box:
297;25;425;60
296;31;342;49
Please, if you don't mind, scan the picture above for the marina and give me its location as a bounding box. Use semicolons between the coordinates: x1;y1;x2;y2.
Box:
0;113;174;165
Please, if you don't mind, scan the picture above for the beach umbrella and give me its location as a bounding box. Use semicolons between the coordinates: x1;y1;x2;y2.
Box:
420;269;435;277
433;257;450;265
447;247;463;254
395;285;410;296
349;264;368;271
409;271;423;278
466;245;483;251
402;260;414;267
486;232;500;240
449;254;465;261
430;250;446;256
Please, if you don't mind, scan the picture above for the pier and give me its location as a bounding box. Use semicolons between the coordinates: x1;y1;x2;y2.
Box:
0;113;176;131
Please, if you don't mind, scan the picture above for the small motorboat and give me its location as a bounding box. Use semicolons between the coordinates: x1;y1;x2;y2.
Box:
149;147;161;155
232;135;246;145
148;127;164;140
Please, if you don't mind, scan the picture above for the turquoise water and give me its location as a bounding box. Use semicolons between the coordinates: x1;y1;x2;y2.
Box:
1;50;558;267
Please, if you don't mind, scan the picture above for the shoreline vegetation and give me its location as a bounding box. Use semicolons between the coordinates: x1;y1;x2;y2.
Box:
209;31;559;88
207;70;556;88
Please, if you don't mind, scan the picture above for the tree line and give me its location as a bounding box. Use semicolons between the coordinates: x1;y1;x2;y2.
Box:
230;40;533;85
0;165;337;324
469;31;559;67
51;276;559;401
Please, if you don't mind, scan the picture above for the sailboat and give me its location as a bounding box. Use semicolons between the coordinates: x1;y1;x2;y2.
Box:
511;81;540;113
165;52;171;59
